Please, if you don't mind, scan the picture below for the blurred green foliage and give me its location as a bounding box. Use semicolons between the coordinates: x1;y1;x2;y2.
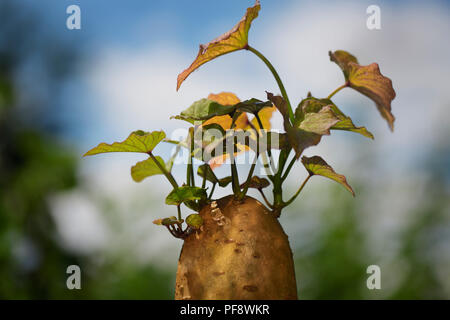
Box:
293;169;449;299
0;1;173;299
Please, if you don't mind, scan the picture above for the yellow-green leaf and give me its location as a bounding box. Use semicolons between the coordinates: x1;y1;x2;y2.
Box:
165;186;207;206
297;97;374;139
298;106;339;135
329;50;358;80
84;130;165;156
269;92;339;158
186;214;203;229
329;50;396;131
172;98;236;124
131;156;166;182
176;1;261;90
301;155;354;196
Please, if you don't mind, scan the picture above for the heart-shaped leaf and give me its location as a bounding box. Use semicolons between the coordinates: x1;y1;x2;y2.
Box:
301;155;354;196
298;106;339;135
131;156;166;182
176;1;261;90
84;130;165;156
240;176;270;190
297;97;373;139
185;214;203;229
329;50;396;130
165;186;207;206
268;93;339;158
172;98;236;124
197;164;219;184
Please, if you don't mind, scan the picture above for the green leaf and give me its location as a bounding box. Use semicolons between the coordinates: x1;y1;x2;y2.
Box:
235;99;272;115
165;186;207;206
298;106;339;135
240;176;270;190
297;97;374;139
218;176;233;187
172;98;236;124
301;155;354;196
269;92;339;158
197;164;219;184
176;1;261;90
131;156;165;182
329;50;396;131
84;130;165;156
186;214;203;229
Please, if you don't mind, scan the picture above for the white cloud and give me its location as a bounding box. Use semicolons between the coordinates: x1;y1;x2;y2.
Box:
53;1;450;266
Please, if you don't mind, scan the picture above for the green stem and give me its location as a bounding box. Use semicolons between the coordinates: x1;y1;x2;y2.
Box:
190;163;195;186
241;153;259;198
201;172;207;189
186;132;194;186
327;82;348;99
208;183;216;200
177;205;182;221
281;155;296;182
284;175;311;207
247;45;294;124
190;134;196;187
272;148;289;210
258;188;273;209
186;159;192;187
148;152;178;189
230;136;240;196
260;152;274;180
254;113;275;172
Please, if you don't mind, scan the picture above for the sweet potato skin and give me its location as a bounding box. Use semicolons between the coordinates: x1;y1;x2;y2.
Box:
175;195;297;300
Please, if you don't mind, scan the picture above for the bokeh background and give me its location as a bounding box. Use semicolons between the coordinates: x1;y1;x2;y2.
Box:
1;0;449;299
